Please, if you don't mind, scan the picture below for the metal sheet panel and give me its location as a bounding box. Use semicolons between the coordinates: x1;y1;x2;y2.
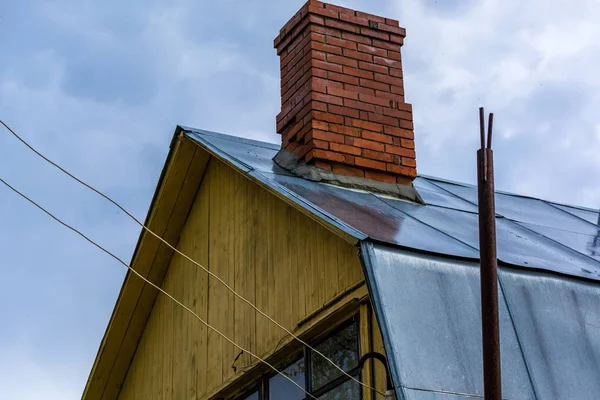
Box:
500;269;600;400
362;244;535;399
401;389;484;399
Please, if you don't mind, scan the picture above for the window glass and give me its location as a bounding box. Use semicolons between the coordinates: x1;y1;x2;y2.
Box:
318;379;361;400
269;358;306;400
311;322;359;390
241;390;258;400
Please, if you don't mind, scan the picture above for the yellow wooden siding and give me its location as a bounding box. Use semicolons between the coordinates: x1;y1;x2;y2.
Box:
118;158;366;399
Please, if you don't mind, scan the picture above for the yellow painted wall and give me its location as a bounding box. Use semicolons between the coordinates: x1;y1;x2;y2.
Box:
118;158;368;399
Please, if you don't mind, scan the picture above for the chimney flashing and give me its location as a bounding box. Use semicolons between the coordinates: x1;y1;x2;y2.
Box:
274;148;424;203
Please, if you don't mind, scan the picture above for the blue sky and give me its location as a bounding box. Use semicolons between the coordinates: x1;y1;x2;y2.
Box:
1;0;599;398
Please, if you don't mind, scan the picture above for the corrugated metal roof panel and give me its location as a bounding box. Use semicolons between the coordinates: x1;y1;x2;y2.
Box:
182;127;600;281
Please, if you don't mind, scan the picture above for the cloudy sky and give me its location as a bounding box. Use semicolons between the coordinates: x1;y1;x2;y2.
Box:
1;0;599;398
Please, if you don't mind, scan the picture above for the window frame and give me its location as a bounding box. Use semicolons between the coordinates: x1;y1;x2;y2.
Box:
234;315;362;400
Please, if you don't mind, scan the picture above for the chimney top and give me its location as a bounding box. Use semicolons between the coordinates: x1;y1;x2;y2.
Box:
273;1;419;200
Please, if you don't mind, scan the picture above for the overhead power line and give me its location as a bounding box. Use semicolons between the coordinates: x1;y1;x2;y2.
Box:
0;175;316;399
0;120;385;397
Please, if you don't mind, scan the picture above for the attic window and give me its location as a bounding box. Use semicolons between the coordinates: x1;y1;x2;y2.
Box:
234;318;361;400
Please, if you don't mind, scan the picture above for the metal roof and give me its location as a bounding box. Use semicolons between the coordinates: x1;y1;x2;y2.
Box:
182;126;600;399
183;126;600;281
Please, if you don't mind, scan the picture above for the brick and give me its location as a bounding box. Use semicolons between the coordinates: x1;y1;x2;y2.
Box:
368;112;399;127
360;27;390;41
360;78;390;92
357;43;387;57
354;138;385;152
330;142;362;156
328;104;360;118
372;39;400;52
390;68;403;78
314;160;332;170
342;31;372;45
354;10;384;23
378;24;406;36
313;111;344;124
397;102;412;112
327;54;358;68
391;85;405;95
311;49;327;61
313;139;329;149
311;24;342;38
325;36;358;50
359;61;388;75
324;3;355;15
310;31;326;43
401;138;414;149
386;144;415;158
328;71;359;85
329;124;361;137
365;170;396;184
312;77;343;93
309;14;325;26
384;18;400;27
387;163;417;178
325;18;359;33
344;84;375;96
384;126;413;139
374;73;403;87
311;92;343;106
296;141;315;159
313;41;343;55
308;129;345;144
307;4;339;19
344;98;375;112
374;56;402;69
339;13;370;27
343;48;373;62
345;136;354;145
402;158;417;167
387;51;401;61
358;93;397;107
400;119;413;130
327;86;358;100
332;163;364;177
313;68;328;79
343;66;374;79
351;119;383;132
312;149;346;163
362;148;394;163
373;90;401;101
355;157;386;171
311;59;343;73
311;120;328;130
361;130;393;144
390;34;404;44
383;107;412;121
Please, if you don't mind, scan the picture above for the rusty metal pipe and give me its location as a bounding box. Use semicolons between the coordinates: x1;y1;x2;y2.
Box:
477;108;502;400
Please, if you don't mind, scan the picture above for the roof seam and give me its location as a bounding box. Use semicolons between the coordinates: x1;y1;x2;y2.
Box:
511;220;600;271
544;201;600;230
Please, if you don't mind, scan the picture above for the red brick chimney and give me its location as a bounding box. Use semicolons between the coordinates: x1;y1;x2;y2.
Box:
274;0;417;189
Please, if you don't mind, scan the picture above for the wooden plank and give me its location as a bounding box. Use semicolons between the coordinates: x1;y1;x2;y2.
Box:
360;302;374;400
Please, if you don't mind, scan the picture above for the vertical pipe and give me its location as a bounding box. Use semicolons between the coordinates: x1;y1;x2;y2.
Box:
477;109;502;400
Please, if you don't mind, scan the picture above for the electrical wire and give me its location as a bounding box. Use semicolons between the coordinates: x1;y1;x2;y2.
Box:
0;119;385;397
0;176;317;400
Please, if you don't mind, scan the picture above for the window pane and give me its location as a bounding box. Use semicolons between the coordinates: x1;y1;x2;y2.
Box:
269;358;306;400
311;322;359;390
318;379;361;400
241;390;258;400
